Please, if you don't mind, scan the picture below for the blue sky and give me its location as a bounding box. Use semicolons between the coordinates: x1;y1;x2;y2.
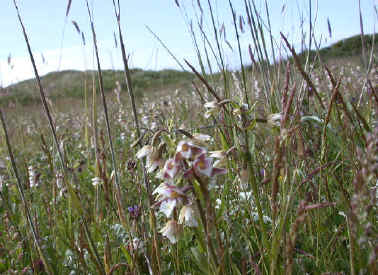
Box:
0;0;376;87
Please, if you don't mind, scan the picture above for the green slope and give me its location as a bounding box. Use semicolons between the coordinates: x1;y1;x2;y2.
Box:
0;69;194;107
0;34;375;107
296;33;377;62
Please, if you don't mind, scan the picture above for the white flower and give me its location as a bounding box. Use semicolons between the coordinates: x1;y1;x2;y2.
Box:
176;140;206;160
215;198;222;209
267;113;282;127
28;165;38;188
209;150;227;168
91;177;102;186
159;157;182;179
159;200;179;218
153;182;186;217
239;191;252;200
136;145;163;173
146;152;163;173
131;238;144;253
193;153;227;178
178;204;198;227
160;220;181;243
0;175;5;192
204;101;219;118
136;145;153;159
204;101;218;109
192;133;211;142
250;212;272;224
209;150;224;159
193;153;213;177
191;133;212;146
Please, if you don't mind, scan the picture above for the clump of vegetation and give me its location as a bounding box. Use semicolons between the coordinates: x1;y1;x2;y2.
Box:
0;69;194;107
295;33;377;65
0;0;376;274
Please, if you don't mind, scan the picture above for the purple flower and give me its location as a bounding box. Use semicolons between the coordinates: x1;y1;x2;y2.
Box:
128;205;140;219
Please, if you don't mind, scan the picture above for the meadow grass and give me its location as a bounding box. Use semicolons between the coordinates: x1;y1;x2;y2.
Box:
0;0;376;274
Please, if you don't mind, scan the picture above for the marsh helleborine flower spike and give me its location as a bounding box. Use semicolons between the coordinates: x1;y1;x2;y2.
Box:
159;220;181;243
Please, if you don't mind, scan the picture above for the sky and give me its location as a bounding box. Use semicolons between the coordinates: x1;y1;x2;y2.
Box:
0;0;376;87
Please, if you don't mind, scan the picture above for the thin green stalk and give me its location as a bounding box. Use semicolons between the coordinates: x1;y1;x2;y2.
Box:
206;0;229;98
91;76;101;221
190;178;219;269
281;33;325;109
186;5;212;76
146;25;186;71
347;217;356;275
82;219;106;275
12;0;85;222
264;0;276;70
358;0;367;68
228;0;248;105
0;110;55;274
243;0;270;94
12;0;66;171
248;163;270;267
12;2;95;271
192;10;222;75
250;0;271;75
85;0;126;225
112;1;161;273
198;22;215;76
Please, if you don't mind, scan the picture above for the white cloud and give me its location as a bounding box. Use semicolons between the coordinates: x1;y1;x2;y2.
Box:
0;45;87;87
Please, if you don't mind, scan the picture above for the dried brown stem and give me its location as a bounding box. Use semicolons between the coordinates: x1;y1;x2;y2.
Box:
184;59;222;102
280;33;325;109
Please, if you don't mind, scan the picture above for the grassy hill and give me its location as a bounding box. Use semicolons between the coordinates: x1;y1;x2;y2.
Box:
296;33;377;63
0;69;195;107
0;33;375;108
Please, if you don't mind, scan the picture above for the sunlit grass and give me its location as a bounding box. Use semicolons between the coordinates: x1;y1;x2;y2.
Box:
0;0;376;274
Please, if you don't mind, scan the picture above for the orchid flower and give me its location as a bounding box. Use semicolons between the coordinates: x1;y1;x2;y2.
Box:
136;144;164;173
157;155;183;180
159;220;182;243
204;101;220;119
192;153;227;178
176;140;206;160
153;182;187;217
267;113;283;127
178;204;198;227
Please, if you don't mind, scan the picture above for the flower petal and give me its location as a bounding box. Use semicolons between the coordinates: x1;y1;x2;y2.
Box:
178;204;198;227
211;167;227;177
136;145;153;159
193;153;213;177
159;199;177;218
160;220;181;243
163;158;181;179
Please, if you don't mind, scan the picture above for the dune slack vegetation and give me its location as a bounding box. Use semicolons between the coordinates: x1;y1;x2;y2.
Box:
0;0;376;274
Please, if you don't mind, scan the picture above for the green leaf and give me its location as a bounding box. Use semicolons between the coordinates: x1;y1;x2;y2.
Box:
121;245;133;269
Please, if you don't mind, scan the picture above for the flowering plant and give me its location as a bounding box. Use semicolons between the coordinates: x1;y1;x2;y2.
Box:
136;133;227;243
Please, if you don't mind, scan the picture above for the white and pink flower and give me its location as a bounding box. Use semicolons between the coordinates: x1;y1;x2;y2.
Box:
178;204;198;227
159;220;182;243
158;156;182;180
136;145;164;173
176;140;206;160
192;153;227;178
153;182;187;217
